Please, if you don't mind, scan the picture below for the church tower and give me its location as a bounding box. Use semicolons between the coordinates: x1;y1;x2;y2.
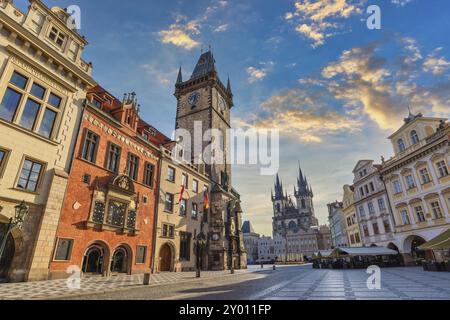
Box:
294;165;317;227
174;50;246;271
272;174;287;216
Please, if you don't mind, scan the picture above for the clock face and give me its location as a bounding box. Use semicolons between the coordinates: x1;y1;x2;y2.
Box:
212;233;220;241
218;95;226;111
188;92;200;106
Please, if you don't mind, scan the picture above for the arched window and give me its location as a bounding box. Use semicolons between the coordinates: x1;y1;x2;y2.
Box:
410;130;419;145
276;203;280;212
288;221;297;230
301;199;306;208
397;139;406;152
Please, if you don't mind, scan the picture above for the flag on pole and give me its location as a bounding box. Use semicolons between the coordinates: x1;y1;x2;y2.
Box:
179;185;185;202
204;190;209;210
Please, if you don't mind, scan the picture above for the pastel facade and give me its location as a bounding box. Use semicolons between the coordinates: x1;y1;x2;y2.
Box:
342;185;362;247
0;0;94;282
381;114;449;264
353;160;396;248
327;201;348;248
154;145;210;272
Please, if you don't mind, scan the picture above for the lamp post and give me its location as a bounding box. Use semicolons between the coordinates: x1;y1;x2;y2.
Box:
0;201;29;263
195;213;207;278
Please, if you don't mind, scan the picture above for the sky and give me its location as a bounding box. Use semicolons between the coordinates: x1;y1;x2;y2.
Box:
15;0;450;236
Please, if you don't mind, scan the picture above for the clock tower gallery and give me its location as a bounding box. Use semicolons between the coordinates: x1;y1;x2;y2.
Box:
174;51;247;271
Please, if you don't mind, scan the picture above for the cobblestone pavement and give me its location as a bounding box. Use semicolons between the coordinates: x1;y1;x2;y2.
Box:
250;266;450;300
0;266;267;300
2;265;450;300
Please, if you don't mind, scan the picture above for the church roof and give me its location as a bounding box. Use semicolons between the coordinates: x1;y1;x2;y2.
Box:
242;221;255;234
191;51;216;79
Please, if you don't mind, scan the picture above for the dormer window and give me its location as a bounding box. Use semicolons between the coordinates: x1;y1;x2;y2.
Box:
92;99;102;109
48;26;66;47
410;130;419;145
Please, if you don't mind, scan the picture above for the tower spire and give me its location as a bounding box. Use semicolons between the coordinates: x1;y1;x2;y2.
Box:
176;66;183;84
227;75;232;94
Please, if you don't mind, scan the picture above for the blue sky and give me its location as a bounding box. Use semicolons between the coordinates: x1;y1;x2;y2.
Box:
16;0;450;235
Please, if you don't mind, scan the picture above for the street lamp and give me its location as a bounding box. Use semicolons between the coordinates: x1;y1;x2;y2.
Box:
0;201;29;263
195;213;207;278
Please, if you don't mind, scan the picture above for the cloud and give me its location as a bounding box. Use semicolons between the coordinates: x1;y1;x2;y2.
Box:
240;37;450;145
140;63;177;86
214;24;229;32
158;25;200;50
391;0;414;6
423;48;450;75
238;87;364;143
286;1;413;47
320;38;450;129
158;0;229;50
286;0;365;47
246;67;267;83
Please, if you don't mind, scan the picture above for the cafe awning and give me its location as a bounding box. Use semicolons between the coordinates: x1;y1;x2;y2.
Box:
313;250;333;259
418;228;450;250
332;247;398;256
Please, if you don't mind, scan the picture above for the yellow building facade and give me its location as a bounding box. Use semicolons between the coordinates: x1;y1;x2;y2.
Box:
0;0;94;281
342;184;362;247
381;114;450;264
154;145;211;272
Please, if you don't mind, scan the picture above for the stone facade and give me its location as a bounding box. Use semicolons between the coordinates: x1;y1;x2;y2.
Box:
173;51;246;270
242;220;260;265
380;114;450;264
0;0;94;282
271;168;331;260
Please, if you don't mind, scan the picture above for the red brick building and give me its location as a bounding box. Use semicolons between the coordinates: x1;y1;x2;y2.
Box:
49;86;170;279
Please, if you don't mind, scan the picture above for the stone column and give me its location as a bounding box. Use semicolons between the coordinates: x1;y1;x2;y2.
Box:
27;169;69;281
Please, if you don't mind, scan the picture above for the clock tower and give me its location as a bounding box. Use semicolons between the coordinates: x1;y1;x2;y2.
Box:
174;51;247;271
174;50;233;185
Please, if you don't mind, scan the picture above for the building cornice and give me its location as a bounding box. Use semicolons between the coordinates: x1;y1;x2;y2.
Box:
0;10;95;86
381;133;448;176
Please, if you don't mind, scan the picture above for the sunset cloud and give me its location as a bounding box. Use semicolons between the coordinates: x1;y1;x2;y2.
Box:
158;0;229;50
423;48;450;75
286;0;365;47
158;25;200;50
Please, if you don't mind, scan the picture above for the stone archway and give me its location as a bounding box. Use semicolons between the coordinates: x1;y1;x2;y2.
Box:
403;235;427;260
82;241;110;276
0;232;14;280
387;242;400;252
159;242;174;272
110;244;132;275
0;218;24;282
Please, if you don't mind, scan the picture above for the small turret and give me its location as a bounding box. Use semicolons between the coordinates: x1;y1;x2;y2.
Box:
176;66;183;84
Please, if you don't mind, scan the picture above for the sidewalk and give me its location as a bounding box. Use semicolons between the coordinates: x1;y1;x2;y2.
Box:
0;266;268;300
